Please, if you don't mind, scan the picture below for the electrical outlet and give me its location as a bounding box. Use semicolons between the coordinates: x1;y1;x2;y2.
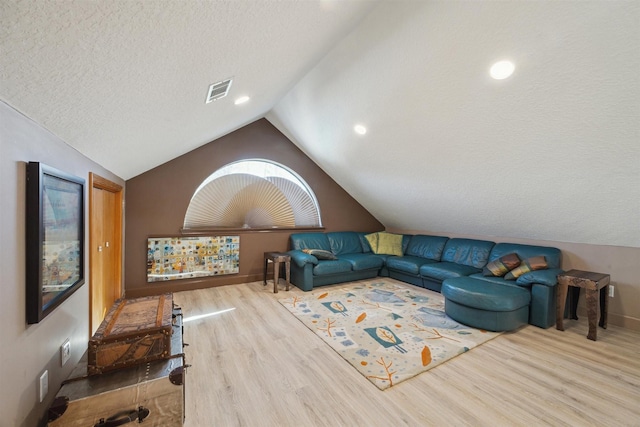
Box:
609;285;615;298
61;338;71;366
39;370;48;403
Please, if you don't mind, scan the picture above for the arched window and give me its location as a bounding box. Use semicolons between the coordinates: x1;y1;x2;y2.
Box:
183;159;322;230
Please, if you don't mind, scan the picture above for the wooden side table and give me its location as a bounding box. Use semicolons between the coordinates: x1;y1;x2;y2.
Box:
556;269;610;341
263;252;291;293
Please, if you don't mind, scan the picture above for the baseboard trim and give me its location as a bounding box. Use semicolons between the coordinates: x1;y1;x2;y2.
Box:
576;306;640;332
125;273;265;299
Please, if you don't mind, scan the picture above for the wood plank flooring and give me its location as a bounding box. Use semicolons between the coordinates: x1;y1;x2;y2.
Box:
174;279;640;427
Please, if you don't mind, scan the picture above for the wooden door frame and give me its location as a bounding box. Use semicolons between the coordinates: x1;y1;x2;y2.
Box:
89;173;124;335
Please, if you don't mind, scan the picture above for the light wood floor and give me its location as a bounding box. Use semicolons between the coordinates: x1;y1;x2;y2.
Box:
174;278;640;427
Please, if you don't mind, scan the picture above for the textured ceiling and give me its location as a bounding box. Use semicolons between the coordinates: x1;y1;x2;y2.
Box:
2;1;639;247
0;0;377;179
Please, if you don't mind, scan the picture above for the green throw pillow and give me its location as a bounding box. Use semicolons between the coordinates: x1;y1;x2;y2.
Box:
504;256;547;280
482;253;521;277
375;232;404;256
302;248;337;260
365;232;380;253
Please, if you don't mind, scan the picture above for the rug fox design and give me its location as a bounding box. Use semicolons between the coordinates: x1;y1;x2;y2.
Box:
279;280;501;390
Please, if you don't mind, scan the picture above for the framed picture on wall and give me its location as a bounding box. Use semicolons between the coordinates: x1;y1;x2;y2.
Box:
26;162;85;324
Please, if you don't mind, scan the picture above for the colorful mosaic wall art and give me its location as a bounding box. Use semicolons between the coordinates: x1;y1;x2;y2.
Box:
147;236;239;282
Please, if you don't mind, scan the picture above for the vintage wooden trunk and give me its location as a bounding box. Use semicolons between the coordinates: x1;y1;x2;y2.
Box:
88;293;174;375
48;307;185;426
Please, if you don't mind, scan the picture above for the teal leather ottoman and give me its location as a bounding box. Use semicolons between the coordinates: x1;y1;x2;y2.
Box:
441;277;531;332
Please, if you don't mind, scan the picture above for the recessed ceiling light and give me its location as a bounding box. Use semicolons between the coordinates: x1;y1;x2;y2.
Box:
354;124;367;135
490;60;515;80
234;96;250;105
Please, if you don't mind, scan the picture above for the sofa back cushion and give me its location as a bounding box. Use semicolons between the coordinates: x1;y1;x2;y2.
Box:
401;234;412;253
290;233;331;252
327;232;363;255
441;238;495;268
405;235;449;261
489;243;561;269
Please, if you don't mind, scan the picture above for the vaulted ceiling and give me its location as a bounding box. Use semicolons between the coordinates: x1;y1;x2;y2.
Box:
2;1;639;248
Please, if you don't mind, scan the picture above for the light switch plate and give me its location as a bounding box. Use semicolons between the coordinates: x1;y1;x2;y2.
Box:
61;338;71;366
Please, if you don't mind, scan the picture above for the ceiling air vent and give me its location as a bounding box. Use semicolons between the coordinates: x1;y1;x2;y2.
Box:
206;78;233;103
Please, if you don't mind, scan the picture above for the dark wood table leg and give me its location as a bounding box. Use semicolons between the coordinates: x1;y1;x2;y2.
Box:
600;285;608;329
568;286;580;320
263;257;268;286
285;259;290;291
273;260;280;293
585;288;599;341
556;282;568;331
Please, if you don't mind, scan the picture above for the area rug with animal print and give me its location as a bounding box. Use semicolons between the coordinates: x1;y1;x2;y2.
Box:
279;279;501;390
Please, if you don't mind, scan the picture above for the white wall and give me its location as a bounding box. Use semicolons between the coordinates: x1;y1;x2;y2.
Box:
0;101;125;426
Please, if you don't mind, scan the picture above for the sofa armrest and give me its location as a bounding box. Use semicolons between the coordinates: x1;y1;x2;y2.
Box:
516;268;564;287
287;250;319;268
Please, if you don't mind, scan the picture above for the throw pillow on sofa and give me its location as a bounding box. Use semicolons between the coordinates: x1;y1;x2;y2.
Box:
504;256;547;280
365;232;380;253
302;248;337;260
483;253;521;277
373;232;404;256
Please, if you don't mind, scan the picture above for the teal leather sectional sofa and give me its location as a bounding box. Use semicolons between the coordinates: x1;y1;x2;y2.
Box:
288;232;385;289
287;231;563;331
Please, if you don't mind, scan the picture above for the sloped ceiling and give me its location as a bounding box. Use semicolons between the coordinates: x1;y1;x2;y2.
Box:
2;1;639;248
268;1;640;248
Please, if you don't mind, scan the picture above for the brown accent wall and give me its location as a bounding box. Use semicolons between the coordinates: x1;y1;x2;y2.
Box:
124;119;383;297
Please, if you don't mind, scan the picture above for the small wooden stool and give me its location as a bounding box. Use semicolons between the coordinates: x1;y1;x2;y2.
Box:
263;252;291;293
556;269;610;341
